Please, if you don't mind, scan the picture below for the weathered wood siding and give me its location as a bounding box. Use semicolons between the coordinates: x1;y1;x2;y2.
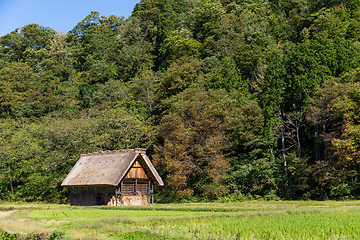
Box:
124;160;148;179
122;181;149;193
70;186;116;206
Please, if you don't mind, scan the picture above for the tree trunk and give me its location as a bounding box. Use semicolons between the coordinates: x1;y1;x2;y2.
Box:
279;107;287;173
296;126;301;159
281;124;287;172
279;106;288;188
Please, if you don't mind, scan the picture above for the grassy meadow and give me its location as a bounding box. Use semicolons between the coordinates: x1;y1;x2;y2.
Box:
0;201;360;239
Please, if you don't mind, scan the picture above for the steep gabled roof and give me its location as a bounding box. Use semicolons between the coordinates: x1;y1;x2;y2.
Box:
61;148;164;187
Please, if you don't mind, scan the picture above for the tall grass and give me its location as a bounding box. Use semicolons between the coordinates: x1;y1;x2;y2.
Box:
1;201;360;239
153;208;360;239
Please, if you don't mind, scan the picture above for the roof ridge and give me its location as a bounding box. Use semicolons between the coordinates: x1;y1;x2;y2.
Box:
80;148;146;156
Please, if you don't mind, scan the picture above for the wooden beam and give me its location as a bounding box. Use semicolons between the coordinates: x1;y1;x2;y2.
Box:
135;179;138;194
120;181;123;205
148;180;151;204
95;187;97;205
152;184;154;204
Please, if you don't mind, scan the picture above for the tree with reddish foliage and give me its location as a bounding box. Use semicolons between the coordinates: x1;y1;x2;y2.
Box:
153;84;263;199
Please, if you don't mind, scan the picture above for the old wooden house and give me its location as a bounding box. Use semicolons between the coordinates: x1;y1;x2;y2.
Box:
61;148;164;206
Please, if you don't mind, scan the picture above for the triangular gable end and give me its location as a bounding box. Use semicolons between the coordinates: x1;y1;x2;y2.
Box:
116;153;164;186
124;156;150;179
140;153;164;186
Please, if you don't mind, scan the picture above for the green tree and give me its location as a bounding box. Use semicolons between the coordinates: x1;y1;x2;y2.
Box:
310;5;349;39
128;69;158;112
206;57;248;94
49;32;71;67
67;12;123;82
116;17;155;80
194;0;225;42
0;30;25;62
346;10;360;41
156;57;203;102
132;0;190;69
163;29;201;63
284;33;360;111
0;62;35;116
21;23;56;50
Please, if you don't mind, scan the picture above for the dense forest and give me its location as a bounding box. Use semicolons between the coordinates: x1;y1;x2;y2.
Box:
1;0;360;203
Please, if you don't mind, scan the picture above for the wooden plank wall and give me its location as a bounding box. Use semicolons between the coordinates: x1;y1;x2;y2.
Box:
122;181;148;193
125;160;149;179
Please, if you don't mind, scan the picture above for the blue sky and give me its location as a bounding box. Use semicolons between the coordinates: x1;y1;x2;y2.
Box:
0;0;141;37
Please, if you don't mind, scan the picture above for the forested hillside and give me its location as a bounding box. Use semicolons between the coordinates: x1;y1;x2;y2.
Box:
1;0;360;202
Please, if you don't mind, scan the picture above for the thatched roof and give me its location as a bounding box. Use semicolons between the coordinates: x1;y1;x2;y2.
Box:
61;148;164;187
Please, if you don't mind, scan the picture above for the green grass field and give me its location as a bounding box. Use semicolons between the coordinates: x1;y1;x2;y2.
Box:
1;201;360;239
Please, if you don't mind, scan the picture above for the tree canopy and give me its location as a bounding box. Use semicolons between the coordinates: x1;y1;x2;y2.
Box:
1;1;360;202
